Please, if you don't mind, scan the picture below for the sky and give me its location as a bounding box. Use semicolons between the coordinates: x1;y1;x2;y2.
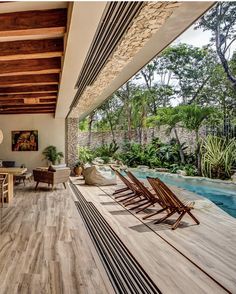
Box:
174;24;236;58
174;26;212;47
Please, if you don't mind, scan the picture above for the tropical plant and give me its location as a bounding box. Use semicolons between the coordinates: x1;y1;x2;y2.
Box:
42;145;64;165
169;164;183;174
120;142;145;167
157;144;180;167
148;107;186;164
119;138;189;168
78;146;94;164
183;164;198;176
100;156;110;164
94;142;119;158
142;143;162;168
201;136;236;179
180;104;215;174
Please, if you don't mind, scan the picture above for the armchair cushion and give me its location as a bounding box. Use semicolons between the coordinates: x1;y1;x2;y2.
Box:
48;164;67;172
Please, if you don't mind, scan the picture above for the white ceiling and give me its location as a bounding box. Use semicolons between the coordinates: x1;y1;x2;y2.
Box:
55;1;107;118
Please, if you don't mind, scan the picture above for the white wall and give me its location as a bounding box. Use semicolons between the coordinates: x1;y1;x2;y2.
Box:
0;114;65;171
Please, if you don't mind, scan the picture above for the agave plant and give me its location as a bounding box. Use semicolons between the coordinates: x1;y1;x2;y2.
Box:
201;136;236;179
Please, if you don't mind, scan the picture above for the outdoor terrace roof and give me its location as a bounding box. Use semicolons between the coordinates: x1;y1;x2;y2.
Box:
62;1;214;120
0;2;214;118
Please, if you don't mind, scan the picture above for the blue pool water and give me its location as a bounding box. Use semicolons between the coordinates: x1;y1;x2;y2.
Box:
131;170;236;218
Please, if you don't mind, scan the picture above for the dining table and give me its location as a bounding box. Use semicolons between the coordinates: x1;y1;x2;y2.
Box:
0;167;27;203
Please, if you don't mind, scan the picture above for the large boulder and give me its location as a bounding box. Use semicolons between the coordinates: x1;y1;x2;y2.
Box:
177;170;187;176
83;165;117;186
232;172;236;183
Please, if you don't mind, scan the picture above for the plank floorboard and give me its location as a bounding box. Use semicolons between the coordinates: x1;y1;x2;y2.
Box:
0;183;113;294
72;178;236;294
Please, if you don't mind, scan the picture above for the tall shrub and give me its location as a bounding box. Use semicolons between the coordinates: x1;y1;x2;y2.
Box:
201;136;236;179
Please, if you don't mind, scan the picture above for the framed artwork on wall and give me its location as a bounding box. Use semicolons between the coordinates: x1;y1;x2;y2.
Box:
12;130;38;151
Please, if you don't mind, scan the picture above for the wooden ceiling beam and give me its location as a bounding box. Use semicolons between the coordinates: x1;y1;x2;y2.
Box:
0;93;57;100
0;8;67;115
0;39;63;61
0;57;61;76
0;9;67;39
0;99;56;105
0;74;59;87
0;32;64;43
0;110;54;114
0;85;58;94
0;106;55;111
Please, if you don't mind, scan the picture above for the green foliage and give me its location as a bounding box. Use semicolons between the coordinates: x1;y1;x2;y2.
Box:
201;136;236;179
77;15;236;179
148;107;182;132
169;164;183;174
157;144;180;166
169;163;197;176
120;142;146;167
161;44;217;104
79;118;89;131
119;137;192;169
179;104;215;134
42;146;64;165
196;2;236;89
100;156;111;164
183;164;198;176
94;142;119;158
78;146;94;164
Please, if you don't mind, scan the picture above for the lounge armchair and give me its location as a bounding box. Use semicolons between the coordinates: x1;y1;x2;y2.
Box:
126;171;162;213
145;177;200;230
33;167;71;190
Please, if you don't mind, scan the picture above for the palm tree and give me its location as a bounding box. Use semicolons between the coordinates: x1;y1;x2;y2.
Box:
180;104;214;174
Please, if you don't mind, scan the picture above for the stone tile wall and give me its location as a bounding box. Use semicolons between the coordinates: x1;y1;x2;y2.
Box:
65;118;79;168
78;126;206;153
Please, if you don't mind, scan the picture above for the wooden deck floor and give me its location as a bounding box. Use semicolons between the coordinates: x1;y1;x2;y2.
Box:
1;179;236;294
0;183;114;294
71;178;236;294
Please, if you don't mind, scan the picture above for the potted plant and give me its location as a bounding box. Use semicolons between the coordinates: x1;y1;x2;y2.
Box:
74;147;93;176
74;160;84;176
42;145;64;165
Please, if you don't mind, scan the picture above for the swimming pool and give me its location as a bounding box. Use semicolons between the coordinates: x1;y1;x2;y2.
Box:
131;169;236;218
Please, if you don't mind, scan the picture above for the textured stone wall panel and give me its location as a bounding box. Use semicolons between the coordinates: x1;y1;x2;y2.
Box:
70;2;181;118
78;126;206;154
66;118;79;168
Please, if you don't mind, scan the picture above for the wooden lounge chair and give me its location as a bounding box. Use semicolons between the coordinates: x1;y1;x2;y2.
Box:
145;177;200;230
125;171;162;213
110;166;131;196
110;166;143;203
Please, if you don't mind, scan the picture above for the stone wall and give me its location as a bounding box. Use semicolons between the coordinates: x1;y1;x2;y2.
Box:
66;118;80;168
78;127;206;153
